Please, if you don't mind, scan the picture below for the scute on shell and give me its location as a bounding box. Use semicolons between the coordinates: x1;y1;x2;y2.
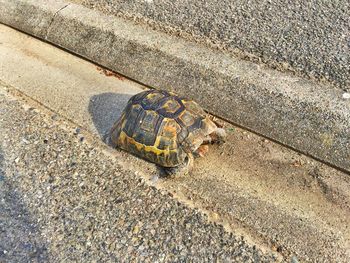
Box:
110;89;217;167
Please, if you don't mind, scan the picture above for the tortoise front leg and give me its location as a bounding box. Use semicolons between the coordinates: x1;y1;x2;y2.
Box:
201;127;226;145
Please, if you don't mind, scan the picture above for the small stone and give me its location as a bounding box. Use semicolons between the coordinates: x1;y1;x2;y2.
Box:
133;224;142;234
212;212;220;221
22;138;30;144
150;175;159;184
37;190;43;199
74;127;81;135
342;93;350;99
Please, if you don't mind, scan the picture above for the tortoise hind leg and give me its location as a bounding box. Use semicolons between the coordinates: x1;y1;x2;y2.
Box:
162;153;194;177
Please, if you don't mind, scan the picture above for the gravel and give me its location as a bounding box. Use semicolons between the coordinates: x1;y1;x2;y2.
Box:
0;89;278;261
0;149;48;262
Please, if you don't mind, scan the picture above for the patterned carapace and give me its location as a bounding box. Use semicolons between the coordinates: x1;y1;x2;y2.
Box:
109;89;217;167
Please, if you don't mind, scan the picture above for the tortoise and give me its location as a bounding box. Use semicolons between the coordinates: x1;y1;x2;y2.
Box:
108;89;226;176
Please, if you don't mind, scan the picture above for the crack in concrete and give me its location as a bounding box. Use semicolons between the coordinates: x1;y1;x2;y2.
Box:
44;4;70;39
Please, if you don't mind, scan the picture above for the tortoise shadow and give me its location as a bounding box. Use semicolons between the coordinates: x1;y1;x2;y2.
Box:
88;92;133;140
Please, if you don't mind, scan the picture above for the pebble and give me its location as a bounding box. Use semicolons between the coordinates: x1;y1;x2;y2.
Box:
22;138;30;144
150;175;159;184
74;127;81;135
342;93;350;99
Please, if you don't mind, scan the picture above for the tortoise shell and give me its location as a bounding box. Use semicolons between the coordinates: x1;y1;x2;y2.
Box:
109;89;217;167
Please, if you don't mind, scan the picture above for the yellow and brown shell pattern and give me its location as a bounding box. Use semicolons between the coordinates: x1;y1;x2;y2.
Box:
109;89;217;167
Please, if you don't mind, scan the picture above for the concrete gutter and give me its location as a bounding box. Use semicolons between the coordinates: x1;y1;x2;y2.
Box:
72;0;350;91
1;0;349;173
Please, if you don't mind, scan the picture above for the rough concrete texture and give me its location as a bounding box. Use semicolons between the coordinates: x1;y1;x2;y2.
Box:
1;0;349;173
72;0;350;91
1;25;350;262
0;89;280;262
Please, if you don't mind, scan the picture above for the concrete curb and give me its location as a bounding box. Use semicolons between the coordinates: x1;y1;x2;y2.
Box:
1;0;349;173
